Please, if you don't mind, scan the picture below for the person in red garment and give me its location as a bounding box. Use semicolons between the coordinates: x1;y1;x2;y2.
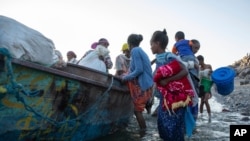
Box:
150;29;194;141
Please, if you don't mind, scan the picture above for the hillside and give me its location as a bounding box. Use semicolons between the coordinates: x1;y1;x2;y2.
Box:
214;53;250;117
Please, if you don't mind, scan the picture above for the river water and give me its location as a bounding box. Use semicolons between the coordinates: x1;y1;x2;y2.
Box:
94;94;250;141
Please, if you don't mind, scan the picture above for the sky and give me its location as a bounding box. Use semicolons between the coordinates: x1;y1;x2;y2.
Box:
1;0;250;75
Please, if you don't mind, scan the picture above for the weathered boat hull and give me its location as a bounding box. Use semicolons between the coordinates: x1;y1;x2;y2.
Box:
0;57;133;141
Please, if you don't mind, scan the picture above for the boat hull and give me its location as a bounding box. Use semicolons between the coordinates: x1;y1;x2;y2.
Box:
0;58;133;141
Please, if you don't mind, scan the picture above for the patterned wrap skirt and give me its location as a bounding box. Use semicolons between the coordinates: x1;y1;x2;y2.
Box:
127;79;153;112
158;99;185;141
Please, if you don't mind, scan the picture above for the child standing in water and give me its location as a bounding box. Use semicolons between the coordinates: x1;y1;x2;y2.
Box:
197;55;213;122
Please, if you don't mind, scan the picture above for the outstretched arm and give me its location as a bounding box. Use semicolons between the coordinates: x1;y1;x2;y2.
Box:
123;50;143;81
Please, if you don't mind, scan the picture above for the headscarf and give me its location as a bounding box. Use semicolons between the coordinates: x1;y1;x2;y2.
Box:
91;38;109;49
91;42;98;49
67;51;77;58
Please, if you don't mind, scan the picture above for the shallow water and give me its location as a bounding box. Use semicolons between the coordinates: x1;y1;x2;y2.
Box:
94;96;250;141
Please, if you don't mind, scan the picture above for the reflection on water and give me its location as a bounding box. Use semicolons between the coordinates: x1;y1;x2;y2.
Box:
94;96;250;141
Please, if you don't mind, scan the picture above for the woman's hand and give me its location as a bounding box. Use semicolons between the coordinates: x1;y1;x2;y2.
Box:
120;74;128;84
164;98;168;109
159;78;170;86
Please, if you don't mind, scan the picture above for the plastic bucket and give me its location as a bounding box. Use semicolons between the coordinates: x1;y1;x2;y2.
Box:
211;67;235;95
201;77;213;92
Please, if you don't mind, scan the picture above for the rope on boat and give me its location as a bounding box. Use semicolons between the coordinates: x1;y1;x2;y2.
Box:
0;47;114;127
21;76;114;127
0;47;42;97
55;76;114;126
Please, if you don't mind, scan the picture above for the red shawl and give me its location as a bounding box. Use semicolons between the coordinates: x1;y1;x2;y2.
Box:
153;59;194;112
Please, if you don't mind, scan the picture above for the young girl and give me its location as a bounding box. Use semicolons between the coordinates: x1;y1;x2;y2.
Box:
197;55;213;122
151;29;194;141
122;34;153;130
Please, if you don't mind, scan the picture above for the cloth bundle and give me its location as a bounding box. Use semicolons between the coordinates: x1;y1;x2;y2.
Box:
78;45;109;72
154;59;194;112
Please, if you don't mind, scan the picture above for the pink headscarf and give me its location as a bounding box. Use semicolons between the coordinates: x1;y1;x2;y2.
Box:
91;42;98;49
91;38;109;49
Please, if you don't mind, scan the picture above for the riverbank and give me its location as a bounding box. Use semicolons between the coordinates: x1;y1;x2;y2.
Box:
187;77;250;141
215;53;250;117
214;77;250;117
188;53;250;141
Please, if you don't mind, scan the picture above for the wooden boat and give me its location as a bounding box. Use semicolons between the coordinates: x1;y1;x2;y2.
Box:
0;50;133;141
